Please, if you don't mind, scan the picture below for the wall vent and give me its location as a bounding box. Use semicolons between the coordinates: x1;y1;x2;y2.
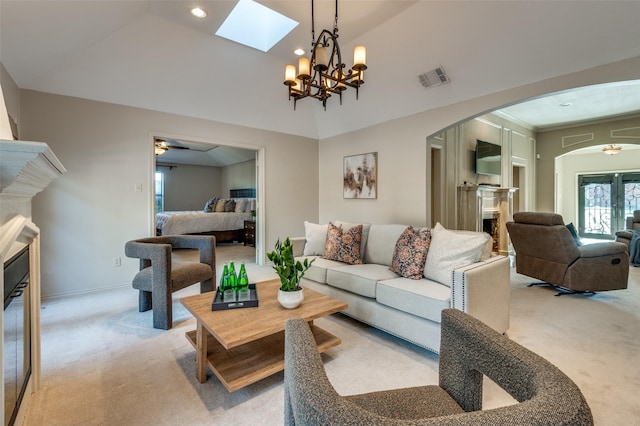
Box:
418;66;450;88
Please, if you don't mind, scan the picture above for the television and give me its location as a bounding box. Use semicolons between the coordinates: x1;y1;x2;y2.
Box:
475;139;502;176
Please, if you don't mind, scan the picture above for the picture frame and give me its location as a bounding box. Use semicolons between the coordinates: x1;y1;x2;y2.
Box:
343;152;377;199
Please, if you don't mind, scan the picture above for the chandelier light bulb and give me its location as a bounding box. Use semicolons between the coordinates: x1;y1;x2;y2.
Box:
284;65;297;85
297;57;311;79
353;46;366;70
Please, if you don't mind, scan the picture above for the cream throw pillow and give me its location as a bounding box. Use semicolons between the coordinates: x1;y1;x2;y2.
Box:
234;199;247;213
423;223;490;287
214;199;227;212
303;221;328;256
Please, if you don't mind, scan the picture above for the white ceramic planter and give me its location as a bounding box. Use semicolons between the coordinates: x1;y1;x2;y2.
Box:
278;288;304;309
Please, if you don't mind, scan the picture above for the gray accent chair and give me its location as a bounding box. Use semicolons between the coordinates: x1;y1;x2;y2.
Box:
125;235;215;329
284;309;593;425
506;212;628;295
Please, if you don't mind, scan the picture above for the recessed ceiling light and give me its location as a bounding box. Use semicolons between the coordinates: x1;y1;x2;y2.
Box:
190;7;207;18
215;0;298;52
560;102;572;107
294;48;305;56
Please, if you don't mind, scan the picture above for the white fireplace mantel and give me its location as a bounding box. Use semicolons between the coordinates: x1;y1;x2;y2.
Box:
1;139;65;425
1;139;66;202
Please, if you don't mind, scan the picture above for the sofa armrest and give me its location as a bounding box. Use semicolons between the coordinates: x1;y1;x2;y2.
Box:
290;237;306;258
451;255;510;334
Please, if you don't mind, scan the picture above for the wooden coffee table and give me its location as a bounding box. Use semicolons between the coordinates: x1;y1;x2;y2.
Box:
180;279;347;392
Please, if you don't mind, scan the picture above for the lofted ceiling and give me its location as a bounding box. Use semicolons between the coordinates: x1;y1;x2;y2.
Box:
1;0;640;145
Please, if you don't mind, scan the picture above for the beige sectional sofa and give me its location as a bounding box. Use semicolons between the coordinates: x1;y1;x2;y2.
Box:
292;221;511;353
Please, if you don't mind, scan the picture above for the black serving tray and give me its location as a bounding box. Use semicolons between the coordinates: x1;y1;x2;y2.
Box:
212;283;259;311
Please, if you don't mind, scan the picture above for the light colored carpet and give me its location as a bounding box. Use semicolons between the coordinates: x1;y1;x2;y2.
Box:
24;245;640;425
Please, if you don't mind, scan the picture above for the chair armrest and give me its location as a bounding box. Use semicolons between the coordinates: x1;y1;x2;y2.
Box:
124;240;171;281
578;242;627;258
451;256;510;334
439;309;593;424
290;237;306;258
615;230;633;240
167;235;216;266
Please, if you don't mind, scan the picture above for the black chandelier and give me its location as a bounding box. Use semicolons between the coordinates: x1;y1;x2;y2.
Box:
283;0;367;110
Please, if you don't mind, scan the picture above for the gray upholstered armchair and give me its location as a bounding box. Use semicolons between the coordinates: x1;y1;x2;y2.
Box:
124;235;215;329
506;212;628;295
284;309;593;425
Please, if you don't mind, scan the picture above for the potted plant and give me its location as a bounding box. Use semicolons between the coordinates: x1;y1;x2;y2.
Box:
266;237;315;309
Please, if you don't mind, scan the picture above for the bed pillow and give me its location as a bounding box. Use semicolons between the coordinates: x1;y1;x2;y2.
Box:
423;223;490;287
224;200;236;212
322;222;363;265
389;226;432;279
235;199;248;213
214;199;227;212
204;197;218;212
303;221;329;256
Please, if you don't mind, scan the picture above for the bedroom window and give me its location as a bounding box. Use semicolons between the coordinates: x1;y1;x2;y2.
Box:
155;172;164;212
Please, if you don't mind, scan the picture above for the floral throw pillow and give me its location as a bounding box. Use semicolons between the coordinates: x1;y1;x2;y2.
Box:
322;223;363;265
389;226;432;279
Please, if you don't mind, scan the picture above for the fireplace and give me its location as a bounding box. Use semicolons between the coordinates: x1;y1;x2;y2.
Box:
0;139;65;424
482;213;500;253
457;185;517;255
3;247;31;426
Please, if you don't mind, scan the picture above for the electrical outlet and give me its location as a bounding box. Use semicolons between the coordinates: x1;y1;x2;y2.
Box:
112;257;121;267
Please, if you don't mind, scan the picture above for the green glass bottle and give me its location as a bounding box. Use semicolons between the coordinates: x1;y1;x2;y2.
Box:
220;264;229;292
228;261;238;290
238;263;249;289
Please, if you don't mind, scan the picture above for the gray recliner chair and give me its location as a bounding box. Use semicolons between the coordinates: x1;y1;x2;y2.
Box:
125;235;215;329
506;212;629;295
284;309;593;425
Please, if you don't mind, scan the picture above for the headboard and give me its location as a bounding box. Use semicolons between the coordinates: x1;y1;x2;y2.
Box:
230;188;256;198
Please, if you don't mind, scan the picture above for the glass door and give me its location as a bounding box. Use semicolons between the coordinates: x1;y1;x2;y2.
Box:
578;172;640;239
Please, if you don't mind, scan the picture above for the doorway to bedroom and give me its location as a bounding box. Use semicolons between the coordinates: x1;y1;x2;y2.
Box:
151;135;263;266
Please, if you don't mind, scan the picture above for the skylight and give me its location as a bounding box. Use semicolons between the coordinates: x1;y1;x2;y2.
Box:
215;0;298;52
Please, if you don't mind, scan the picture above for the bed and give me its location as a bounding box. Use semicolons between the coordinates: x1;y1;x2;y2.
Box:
156;189;256;244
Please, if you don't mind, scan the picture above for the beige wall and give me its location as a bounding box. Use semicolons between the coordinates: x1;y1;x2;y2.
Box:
23;90;318;298
157;163;222;211
537;115;640;213
318;58;640;228
0;63;20;130
221;159;256;197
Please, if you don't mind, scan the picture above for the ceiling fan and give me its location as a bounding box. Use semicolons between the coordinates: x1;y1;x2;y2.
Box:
154;138;190;155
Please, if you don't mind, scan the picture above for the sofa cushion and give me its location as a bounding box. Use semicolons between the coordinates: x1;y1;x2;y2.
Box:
364;224;410;266
298;256;345;284
326;264;398;298
323;223;363;265
423;223;490;287
334;221;371;260
389;226;432;279
303;221;328;256
376;277;451;323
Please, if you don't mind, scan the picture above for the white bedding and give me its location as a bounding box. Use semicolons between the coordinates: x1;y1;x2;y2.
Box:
156;211;252;236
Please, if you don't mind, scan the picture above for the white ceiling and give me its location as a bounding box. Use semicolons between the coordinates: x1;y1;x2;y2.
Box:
2;0;640;147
